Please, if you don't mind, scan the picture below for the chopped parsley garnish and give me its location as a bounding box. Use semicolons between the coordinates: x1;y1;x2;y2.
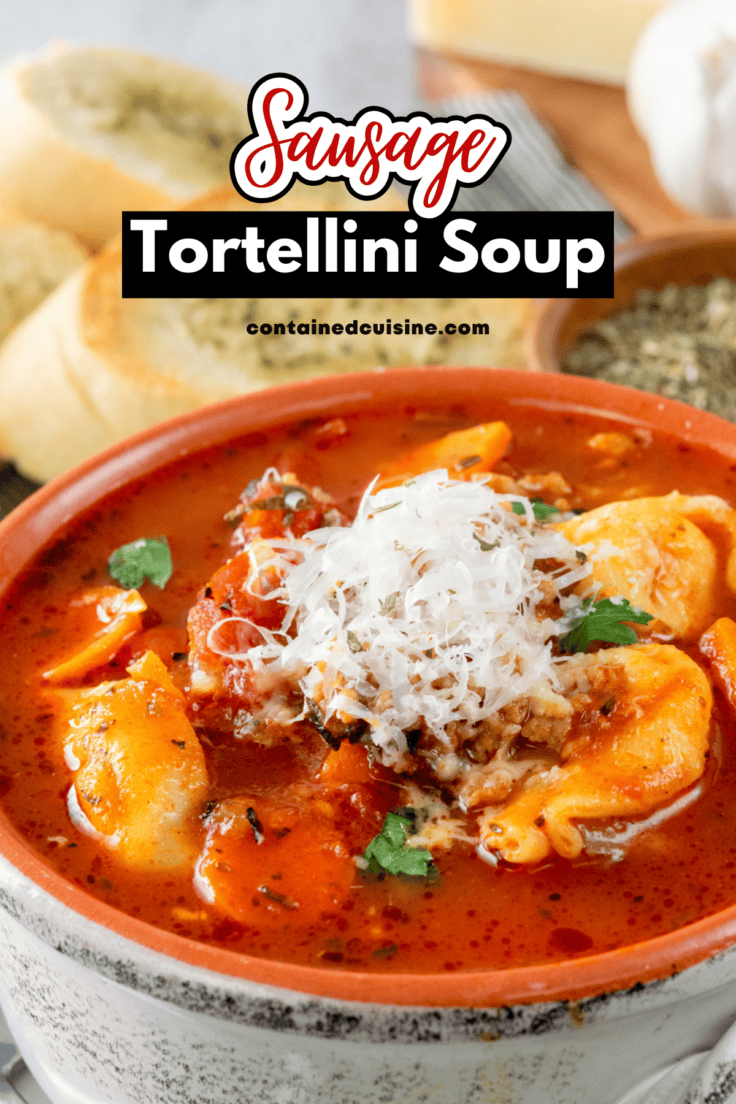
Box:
531;500;562;521
108;537;173;589
511;499;561;522
249;486;311;512
363;811;435;877
246;806;264;843
379;591;399;616
248;495;288;511
473;531;499;551
371;942;398;959
558;597;654;653
258;884;297;909
456;453;482;470
304;698;342;750
222;505;244;527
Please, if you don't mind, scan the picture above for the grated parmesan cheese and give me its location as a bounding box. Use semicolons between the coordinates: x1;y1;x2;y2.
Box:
208;471;591;768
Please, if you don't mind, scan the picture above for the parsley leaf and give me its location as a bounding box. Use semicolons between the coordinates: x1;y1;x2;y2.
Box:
379;591;399;616
511;498;561;522
531;500;561;521
108;537;173;590
363;811;435;877
473;531;499;551
558;597;654;653
456;453;482;470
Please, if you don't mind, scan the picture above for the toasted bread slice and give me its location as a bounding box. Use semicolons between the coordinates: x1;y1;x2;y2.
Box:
0;44;251;247
0;183;530;482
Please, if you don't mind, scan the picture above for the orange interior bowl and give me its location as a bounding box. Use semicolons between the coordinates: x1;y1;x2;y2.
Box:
4;365;736;1009
526;224;736;373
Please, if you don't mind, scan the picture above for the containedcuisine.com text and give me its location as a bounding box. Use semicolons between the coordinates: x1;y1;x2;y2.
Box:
240;319;492;337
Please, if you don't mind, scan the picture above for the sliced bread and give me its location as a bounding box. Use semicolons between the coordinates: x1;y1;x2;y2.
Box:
0;183;530;481
0;209;87;343
0;44;251;248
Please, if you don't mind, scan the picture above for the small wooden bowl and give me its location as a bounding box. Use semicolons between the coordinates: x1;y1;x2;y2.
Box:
526;224;736;372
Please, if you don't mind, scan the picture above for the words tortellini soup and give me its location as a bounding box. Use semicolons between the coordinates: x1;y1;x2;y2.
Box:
4;397;736;974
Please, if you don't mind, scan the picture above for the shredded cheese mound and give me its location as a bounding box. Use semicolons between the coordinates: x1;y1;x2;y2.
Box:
208;471;591;766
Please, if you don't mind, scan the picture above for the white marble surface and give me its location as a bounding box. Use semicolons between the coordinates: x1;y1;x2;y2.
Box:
0;0;416;118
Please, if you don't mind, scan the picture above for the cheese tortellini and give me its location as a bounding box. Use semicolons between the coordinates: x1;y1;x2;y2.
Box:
58;652;208;871
479;644;712;864
557;493;736;640
44;482;733;875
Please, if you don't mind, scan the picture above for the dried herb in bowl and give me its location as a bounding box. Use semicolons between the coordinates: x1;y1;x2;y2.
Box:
562;277;736;419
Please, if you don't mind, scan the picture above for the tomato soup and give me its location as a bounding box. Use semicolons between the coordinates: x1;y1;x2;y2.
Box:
1;398;736;975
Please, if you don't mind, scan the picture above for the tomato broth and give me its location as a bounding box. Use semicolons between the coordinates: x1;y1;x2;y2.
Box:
2;398;736;975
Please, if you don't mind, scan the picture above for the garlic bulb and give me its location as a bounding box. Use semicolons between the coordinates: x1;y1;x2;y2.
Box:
628;0;736;216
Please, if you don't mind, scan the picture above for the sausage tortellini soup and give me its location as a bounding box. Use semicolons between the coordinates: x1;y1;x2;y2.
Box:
4;402;736;972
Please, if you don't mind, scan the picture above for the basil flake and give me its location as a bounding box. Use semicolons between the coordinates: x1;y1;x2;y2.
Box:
379;591;399;616
473;531;499;551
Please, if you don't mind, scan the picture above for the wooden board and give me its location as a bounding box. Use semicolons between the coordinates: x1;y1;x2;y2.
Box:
416;47;698;237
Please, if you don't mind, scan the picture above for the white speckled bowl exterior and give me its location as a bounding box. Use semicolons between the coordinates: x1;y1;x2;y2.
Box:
2;368;736;1104
2;850;736;1104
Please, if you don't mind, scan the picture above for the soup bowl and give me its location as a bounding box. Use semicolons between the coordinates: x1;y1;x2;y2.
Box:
2;366;736;1104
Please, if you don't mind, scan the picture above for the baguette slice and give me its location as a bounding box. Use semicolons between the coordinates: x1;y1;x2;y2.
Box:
0;183;530;482
0;209;87;342
0;44;251;248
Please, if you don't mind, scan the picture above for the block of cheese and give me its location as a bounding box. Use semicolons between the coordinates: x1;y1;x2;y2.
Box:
409;0;666;85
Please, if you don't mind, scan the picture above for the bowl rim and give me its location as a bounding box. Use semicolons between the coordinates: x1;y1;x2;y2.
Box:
3;363;736;1009
525;222;736;374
